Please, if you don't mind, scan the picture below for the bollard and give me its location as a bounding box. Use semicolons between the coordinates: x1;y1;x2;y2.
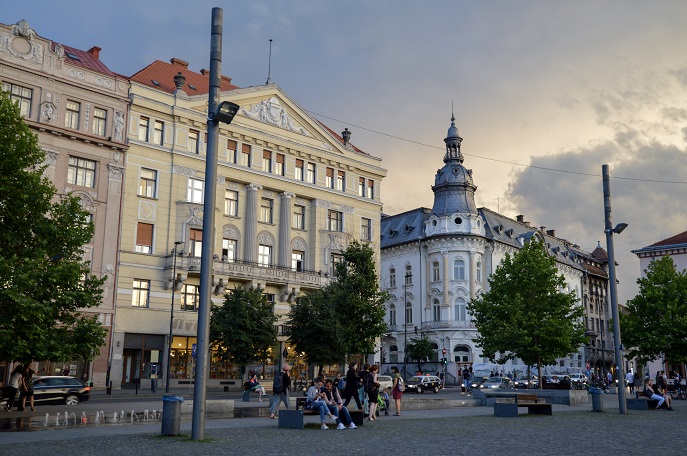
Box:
161;395;184;435
589;387;604;412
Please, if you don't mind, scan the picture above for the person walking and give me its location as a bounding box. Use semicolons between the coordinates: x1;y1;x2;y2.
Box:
342;362;362;410
626;371;635;395
268;364;291;419
390;365;403;416
367;365;380;421
19;366;39;411
3;365;23;412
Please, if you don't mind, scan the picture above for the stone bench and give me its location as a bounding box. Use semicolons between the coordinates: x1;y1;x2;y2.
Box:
494;393;552;417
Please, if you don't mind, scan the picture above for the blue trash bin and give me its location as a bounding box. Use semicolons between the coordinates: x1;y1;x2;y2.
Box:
161;395;184;435
589;387;604;412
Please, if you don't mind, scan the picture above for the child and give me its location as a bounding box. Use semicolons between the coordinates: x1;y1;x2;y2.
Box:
380;387;390;416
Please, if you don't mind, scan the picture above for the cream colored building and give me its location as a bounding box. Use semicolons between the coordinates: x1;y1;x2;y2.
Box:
0;19;129;385
113;58;386;389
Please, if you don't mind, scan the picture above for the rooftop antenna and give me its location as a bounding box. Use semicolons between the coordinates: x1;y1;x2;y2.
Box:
265;39;273;84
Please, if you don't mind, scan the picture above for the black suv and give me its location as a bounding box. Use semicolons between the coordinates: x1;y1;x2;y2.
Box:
32;376;91;405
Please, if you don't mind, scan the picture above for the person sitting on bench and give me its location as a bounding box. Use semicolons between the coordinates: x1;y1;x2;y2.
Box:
248;373;266;402
306;378;337;429
644;379;671;410
322;379;356;429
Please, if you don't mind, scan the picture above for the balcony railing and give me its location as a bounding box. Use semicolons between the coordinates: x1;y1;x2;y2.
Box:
165;256;326;288
421;320;476;330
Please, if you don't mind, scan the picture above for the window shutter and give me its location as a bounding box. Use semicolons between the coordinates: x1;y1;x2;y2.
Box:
136;222;153;246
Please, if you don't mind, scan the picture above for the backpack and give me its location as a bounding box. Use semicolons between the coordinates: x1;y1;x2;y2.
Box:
363;372;374;394
272;373;283;393
397;376;405;392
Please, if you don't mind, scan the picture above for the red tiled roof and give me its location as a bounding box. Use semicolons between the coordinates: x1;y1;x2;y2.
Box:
55;43;119;77
130;58;239;95
591;245;608;262
315;119;367;156
650;230;687;248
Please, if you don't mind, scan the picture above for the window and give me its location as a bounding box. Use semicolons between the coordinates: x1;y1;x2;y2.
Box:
336;170;345;191
361;217;372;241
275;153;285;176
328;210;343;232
67;156;96;187
306;163;316;184
222;239;236;262
453;259;466;281
181;284;199;311
405;265;413;285
153;120;164;145
188;129;199;153
389;304;396;326
262;150;272;172
135;222;154;253
326;168;334;188
433;299;441;322
224;189;238;216
258;244;272;266
227;140;237;163
432;261;440;282
292;251;304;271
367;180;374;199
295;159;304;181
455;297;467;321
65;100;80;129
187;178;204;203
132;279;150;307
293;205;305;230
405;301;413;324
330;253;344;276
138;116;150;141
358;177;365;197
93;108;107;136
260;198;273;224
138;168;157;198
476;260;482;283
389;267;396;288
190;228;202;257
2;82;32;116
240;144;251;166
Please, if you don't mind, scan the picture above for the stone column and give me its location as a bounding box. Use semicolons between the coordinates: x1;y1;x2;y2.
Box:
278;192;295;267
442;250;450;309
244;183;262;262
469;251;476;300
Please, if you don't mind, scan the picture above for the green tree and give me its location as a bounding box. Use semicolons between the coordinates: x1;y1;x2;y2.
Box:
405;337;435;374
0;90;107;365
329;240;389;358
467;240;585;388
209;286;277;379
621;255;687;365
284;289;345;373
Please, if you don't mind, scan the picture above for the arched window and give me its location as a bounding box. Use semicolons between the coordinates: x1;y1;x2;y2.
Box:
389;304;396;326
476;260;482;283
390;345;398;352
405;264;413;285
389;267;396;288
454;345;472;363
432;298;441;322
405;301;413;324
454;297;467;321
432;261;440;282
453;259;465;281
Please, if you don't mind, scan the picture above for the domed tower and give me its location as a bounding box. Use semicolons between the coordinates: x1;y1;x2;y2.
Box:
425;115;483;236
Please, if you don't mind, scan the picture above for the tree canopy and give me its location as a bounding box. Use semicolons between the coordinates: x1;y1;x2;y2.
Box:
405;337;435;374
467;240;585;386
209;286;277;378
621;255;687;365
0;90;107;364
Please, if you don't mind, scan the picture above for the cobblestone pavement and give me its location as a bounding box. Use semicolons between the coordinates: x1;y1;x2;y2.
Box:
2;396;685;455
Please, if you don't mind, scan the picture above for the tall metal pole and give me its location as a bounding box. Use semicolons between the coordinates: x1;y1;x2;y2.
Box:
602;164;627;414
192;7;223;440
404;272;411;379
166;241;182;393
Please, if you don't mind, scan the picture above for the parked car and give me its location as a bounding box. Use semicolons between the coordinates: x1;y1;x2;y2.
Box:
568;373;589;385
32;376;91;405
405;375;441;393
470;376;490;390
377;375;393;392
513;376;538;389
480;376;514;389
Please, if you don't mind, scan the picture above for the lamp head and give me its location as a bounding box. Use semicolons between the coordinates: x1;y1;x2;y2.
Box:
613;223;628;234
214;101;240;124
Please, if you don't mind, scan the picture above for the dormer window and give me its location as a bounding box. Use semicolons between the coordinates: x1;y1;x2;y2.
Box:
454;217;462;225
493;224;503;234
506;229;514;238
152;80;161;86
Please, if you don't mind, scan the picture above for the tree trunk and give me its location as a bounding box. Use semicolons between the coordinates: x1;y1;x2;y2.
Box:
537;358;543;390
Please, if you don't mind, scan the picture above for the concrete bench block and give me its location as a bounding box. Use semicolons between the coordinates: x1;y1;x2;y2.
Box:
278;410;304;429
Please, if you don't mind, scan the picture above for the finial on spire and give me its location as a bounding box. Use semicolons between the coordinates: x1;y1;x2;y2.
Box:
265;39;273;84
451;101;455;122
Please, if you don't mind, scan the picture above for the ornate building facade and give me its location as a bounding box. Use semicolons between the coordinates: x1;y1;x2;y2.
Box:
0;19;129;385
112;58;386;389
380;116;611;380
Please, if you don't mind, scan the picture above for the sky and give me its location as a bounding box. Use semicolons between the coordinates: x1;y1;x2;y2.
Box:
5;0;687;303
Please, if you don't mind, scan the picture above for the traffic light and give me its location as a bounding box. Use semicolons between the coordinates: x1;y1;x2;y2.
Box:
414;326;418;334
442;357;447;365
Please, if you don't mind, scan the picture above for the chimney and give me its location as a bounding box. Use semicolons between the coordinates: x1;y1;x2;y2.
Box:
547;229;556;237
87;46;101;59
540;226;546;233
200;68;209;76
516;215;524;222
171;58;189;69
220;74;233;84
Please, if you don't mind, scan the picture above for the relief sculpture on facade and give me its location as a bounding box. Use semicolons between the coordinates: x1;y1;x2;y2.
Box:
239;97;310;136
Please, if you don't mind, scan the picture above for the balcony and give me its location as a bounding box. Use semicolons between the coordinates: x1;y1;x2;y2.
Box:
421;320;476;330
165;256;326;289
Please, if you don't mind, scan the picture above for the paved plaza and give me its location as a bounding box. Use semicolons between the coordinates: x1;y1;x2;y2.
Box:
1;393;684;455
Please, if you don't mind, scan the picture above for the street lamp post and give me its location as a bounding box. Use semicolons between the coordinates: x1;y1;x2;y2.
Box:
602;164;628;414
166;241;183;393
404;272;412;379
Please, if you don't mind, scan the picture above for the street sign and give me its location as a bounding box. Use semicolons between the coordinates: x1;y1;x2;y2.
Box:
192;343;197;358
442;348;447;354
